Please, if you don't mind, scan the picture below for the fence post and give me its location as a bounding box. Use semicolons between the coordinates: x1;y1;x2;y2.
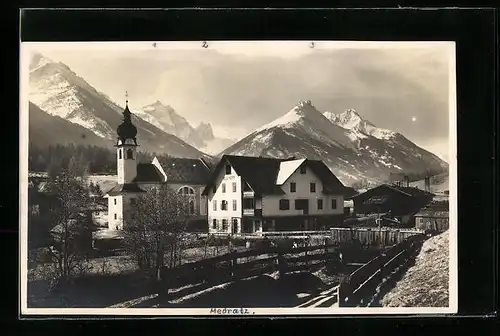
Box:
230;249;237;279
157;267;169;305
324;239;328;266
277;247;285;280
338;277;351;307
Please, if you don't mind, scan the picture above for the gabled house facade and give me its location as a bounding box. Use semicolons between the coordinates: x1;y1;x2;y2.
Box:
202;155;353;234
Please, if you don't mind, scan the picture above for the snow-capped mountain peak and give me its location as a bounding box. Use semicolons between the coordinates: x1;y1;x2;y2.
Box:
255;100;326;133
324;109;396;140
324;108;367;130
195;122;214;141
221;100;447;186
29;52;55;72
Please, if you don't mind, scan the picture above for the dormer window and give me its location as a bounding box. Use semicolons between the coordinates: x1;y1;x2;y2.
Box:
300;165;307;174
225;164;231;175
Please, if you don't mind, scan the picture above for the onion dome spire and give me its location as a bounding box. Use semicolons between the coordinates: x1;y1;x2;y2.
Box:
116;91;138;145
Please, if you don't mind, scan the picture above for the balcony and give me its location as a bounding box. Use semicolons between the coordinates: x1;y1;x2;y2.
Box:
243;191;255;198
243;208;254;216
243;208;262;217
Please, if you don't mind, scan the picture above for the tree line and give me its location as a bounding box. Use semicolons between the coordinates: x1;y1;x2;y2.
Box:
28;143;172;176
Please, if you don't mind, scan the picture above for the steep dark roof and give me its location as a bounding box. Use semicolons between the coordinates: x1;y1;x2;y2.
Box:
352;184;434;201
133;163;164;183
306;160;353;196
202;155;348;197
106;183;146;196
157;157;213;184
226;156;286;196
394;185;435;198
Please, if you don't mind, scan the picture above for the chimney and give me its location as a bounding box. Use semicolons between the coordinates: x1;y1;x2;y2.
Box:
424;177;431;192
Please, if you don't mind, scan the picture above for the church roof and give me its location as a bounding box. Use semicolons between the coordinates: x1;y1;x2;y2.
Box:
156;157;212;185
133;163;165;183
106;183;146;196
116;101;138;143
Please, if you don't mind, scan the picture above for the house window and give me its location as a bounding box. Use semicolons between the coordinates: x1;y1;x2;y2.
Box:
130;198;136;205
126;148;133;159
232;182;237;193
225;164;231;175
212;219;217;229
114;198;117;205
290;182;296;193
300;165;307;174
222;219;228;231
114;214;117;220
221;200;228;211
279;199;290;210
119;149;122;159
222;183;226;193
232;199;237;211
213;200;217;211
317;199;323;210
232;218;238;232
310;182;316;192
332;199;337;209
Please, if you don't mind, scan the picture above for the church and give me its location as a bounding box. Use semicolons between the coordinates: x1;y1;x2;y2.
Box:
104;98;212;231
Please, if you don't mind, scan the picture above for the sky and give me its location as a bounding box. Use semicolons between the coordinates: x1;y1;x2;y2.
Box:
25;41;455;162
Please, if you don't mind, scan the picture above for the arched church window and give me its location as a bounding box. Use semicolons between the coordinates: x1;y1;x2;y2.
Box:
177;186;196;214
126;149;133;159
177;186;195;195
119;149;122;159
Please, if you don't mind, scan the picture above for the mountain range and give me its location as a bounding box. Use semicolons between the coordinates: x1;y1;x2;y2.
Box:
135;100;235;154
221;100;448;185
28;52;448;186
28;53;225;158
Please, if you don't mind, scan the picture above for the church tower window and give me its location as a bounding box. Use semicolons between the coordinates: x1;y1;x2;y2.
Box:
126;148;133;159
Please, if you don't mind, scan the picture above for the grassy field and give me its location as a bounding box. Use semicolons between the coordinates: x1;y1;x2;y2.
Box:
27;245;245;308
27;239;381;308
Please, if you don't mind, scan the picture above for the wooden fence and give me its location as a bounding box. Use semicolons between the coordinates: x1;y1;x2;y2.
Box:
198;228;422;247
158;243;341;303
337;233;427;307
329;227;422;247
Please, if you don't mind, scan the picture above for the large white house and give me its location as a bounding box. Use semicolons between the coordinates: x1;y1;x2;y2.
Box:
104;99;212;231
202;155;353;234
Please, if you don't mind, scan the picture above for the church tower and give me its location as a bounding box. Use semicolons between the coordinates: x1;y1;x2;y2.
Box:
116;93;138;184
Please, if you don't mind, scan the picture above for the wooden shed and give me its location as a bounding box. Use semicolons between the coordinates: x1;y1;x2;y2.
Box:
351;184;434;218
414;209;449;232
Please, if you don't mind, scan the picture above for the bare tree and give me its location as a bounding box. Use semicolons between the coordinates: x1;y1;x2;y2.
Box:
46;168;94;288
123;184;194;280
